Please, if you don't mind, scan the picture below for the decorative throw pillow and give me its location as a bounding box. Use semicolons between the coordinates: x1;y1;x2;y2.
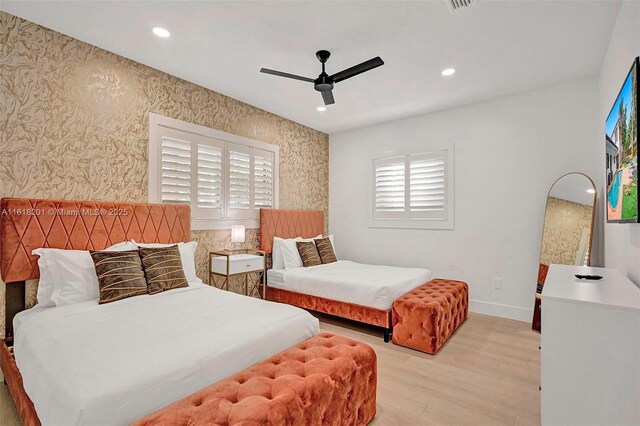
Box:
138;245;188;294
315;237;337;264
296;241;322;267
90;250;148;304
133;241;200;285
281;235;323;270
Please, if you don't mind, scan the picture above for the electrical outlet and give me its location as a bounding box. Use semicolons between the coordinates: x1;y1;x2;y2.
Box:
493;277;503;290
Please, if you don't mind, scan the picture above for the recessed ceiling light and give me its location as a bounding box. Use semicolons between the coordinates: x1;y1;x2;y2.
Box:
152;27;170;38
587;189;596;194
316;106;327;112
441;68;456;76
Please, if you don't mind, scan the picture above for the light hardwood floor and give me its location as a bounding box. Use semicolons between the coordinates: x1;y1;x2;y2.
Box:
0;313;540;426
320;313;541;426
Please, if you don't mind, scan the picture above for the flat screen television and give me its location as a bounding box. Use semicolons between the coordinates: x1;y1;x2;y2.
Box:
606;57;639;223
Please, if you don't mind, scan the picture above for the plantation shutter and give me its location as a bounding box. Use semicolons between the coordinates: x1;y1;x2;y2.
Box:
160;137;191;204
158;126;224;218
228;145;275;219
409;151;447;219
373;158;406;219
253;148;274;210
373;150;449;222
195;143;223;217
227;143;252;218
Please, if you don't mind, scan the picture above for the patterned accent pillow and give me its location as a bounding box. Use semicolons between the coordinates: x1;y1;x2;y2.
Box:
296;241;322;267
139;245;189;294
315;237;337;264
90;250;148;304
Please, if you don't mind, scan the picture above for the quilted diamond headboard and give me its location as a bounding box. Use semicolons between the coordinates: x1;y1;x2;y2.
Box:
259;209;325;253
0;198;191;283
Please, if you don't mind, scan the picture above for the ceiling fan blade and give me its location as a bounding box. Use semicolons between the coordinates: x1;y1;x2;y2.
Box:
260;68;314;83
331;57;384;83
322;90;335;105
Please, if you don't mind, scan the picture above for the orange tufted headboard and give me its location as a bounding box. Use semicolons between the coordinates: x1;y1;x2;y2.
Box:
0;198;191;283
259;209;324;253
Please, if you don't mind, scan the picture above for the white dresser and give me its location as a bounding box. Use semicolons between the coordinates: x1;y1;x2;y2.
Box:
541;264;640;425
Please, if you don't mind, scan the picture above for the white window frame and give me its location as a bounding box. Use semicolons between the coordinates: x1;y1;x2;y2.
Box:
368;146;454;230
149;113;279;230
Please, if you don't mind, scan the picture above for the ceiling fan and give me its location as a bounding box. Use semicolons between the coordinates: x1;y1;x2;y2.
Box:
260;50;384;106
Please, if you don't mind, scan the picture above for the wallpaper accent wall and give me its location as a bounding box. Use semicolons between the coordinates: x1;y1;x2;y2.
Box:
540;197;594;266
0;12;328;334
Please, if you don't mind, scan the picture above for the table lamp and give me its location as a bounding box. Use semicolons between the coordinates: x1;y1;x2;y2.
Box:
231;225;246;251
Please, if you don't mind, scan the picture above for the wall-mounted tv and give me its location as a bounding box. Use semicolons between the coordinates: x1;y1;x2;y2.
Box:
606;57;638;223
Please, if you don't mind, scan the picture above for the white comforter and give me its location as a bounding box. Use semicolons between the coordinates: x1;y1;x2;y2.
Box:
267;260;432;310
14;284;319;425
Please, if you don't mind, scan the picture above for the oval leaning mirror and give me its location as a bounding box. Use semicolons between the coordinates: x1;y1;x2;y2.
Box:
532;172;597;332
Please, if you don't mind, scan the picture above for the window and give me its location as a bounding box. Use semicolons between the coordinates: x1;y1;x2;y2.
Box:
370;149;453;229
149;113;279;229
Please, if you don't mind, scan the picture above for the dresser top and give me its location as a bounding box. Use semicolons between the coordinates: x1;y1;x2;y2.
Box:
542;265;640;312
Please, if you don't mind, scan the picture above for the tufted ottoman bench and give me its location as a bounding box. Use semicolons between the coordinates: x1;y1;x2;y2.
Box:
132;333;377;426
392;279;468;354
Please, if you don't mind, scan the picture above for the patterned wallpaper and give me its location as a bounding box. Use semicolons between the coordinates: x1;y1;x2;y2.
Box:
0;13;328;334
540;197;594;266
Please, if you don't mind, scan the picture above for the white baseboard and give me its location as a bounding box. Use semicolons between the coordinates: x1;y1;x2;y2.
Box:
469;299;533;323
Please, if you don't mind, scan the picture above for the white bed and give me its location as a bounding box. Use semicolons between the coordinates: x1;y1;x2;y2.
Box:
267;260;432;310
14;283;319;425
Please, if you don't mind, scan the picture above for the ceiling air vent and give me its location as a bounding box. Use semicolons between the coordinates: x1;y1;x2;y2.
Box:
445;0;477;12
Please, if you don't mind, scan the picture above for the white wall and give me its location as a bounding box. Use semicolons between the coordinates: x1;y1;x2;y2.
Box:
599;0;640;285
330;79;600;321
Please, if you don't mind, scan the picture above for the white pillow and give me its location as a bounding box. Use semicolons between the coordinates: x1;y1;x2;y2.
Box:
272;237;298;270
33;241;138;307
48;250;102;306
282;235;323;270
133;241;200;284
33;253;55;307
107;241;137;251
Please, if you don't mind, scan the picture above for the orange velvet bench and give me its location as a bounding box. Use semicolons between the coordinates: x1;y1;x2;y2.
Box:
392;279;469;354
133;333;377;426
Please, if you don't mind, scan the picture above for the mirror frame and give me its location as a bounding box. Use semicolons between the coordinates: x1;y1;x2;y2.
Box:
533;172;598;332
538;172;597;267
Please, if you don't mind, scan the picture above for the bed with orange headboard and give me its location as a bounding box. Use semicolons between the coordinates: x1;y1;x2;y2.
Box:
0;197;192;425
0;198;324;426
260;208;395;341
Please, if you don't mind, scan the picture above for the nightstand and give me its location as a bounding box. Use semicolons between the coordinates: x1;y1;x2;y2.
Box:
208;249;267;299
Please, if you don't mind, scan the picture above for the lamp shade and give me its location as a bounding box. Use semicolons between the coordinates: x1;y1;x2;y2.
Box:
231;225;246;243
